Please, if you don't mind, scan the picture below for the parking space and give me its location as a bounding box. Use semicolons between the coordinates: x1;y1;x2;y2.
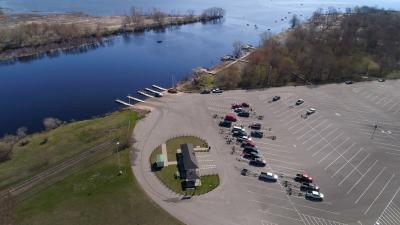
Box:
202;80;400;225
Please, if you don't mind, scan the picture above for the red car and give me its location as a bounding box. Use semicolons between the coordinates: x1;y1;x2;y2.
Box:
231;104;241;109
224;114;237;122
242;102;250;108
241;140;256;147
295;173;313;183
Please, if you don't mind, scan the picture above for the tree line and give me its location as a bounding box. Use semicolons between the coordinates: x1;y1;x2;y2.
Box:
0;7;225;60
215;6;400;89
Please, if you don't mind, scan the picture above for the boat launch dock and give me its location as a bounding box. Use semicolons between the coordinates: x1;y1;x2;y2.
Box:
138;91;154;98
152;85;167;91
127;95;145;103
115;99;134;107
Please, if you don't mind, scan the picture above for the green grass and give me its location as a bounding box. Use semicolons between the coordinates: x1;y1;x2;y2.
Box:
165;136;207;162
16;150;184;225
386;70;400;79
153;165;219;196
0;110;138;190
149;136;218;196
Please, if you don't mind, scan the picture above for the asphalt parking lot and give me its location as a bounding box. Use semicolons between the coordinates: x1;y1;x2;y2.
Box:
132;80;400;225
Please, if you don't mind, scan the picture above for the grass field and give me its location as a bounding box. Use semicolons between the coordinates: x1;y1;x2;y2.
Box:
0;110;138;190
16;150;184;225
165;136;207;161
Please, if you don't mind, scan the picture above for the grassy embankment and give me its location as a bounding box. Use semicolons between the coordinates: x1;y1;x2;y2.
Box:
150;136;219;195
16;150;184;225
0;109;184;225
0;110;137;190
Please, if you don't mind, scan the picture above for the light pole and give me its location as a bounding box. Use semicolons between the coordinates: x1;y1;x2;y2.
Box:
116;142;122;174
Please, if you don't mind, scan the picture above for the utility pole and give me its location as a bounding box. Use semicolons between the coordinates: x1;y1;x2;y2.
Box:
371;122;378;139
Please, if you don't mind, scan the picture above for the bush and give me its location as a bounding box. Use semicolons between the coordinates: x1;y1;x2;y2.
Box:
43;117;63;130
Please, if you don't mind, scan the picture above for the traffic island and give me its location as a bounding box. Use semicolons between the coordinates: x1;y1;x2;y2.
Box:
150;136;219;195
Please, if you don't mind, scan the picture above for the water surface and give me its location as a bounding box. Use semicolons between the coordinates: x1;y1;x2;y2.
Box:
0;0;399;136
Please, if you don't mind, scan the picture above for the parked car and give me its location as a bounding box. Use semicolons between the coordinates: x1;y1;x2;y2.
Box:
231;103;242;109
306;108;316;115
232;126;246;132
237;136;252;143
219;120;232;128
243;152;262;160
344;80;353;84
234;108;244;113
249;158;266;167
243;146;258;154
272;96;281;101
305;191;324;201
296;99;304;105
212;88;223;93
295;173;313;183
251;131;264;138
225;114;237;122
241;140;256;148
238;111;250;117
250;123;262;130
242;102;250;108
233;129;248;137
378;78;385;82
259;172;278;182
200;90;211;94
300;182;320;192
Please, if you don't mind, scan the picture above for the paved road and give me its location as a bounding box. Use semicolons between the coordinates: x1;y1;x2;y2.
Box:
132;80;400;225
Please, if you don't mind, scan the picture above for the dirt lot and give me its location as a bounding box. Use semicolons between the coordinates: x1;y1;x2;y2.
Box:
132;79;400;225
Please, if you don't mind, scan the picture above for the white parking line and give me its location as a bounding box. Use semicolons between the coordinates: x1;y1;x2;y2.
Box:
325;143;356;171
258;209;302;223
347;160;378;194
306;138;324;152
375;186;400;225
250;200;296;211
294;203;340;215
330;146;363;177
288;120;305;131
285;117;300;126
338;153;370;186
293;126;309;135
312;133;343;157
318;138;351;164
388;102;400;111
364;173;395;215
354;167;386;204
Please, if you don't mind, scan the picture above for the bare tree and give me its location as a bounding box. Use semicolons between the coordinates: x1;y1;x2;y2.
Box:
201;7;225;19
43;117;62;130
289;14;300;28
259;31;273;46
16;127;28;138
150;8;166;24
232;41;243;58
187;9;195;19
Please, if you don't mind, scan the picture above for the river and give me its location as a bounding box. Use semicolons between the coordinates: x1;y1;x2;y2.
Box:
0;0;399;136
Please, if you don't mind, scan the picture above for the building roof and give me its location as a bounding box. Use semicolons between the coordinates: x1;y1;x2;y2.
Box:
181;143;199;171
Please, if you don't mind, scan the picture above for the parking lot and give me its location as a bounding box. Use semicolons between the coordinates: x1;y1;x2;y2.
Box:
133;80;400;225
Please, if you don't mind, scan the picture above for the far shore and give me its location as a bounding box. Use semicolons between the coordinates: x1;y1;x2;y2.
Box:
0;8;224;62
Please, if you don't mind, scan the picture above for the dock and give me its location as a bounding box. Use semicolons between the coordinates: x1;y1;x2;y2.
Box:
138;91;154;98
127;95;145;103
115;99;134;107
152;85;167;91
145;88;163;97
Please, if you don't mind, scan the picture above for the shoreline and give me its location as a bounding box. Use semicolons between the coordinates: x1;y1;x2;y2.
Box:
0;11;223;62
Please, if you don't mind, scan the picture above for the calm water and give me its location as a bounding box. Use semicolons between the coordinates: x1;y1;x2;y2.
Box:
0;0;399;136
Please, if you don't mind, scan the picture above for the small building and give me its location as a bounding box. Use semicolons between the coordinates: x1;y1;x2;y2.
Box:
178;143;201;189
155;154;166;168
